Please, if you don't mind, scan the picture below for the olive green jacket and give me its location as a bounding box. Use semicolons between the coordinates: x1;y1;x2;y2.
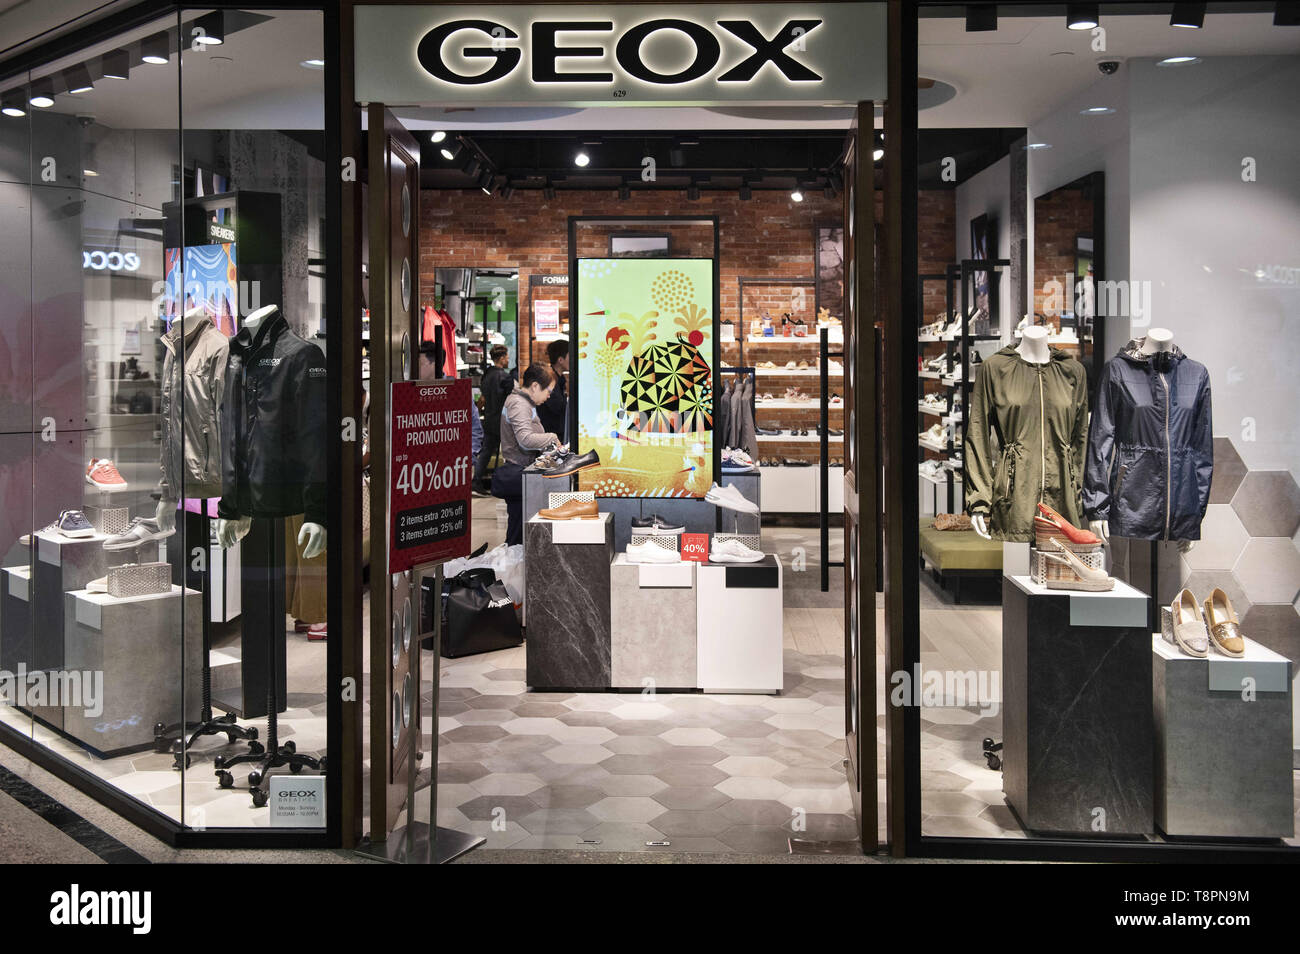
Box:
964;347;1089;541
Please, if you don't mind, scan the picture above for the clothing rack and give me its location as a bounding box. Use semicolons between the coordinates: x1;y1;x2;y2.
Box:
819;327;846;592
717;365;757;424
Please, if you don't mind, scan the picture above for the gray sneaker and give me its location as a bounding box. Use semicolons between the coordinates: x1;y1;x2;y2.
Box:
54;509;95;539
102;517;175;551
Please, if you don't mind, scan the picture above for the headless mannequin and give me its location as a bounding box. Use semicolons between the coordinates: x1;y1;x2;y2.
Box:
157;304;210;533
214;304;327;559
1089;327;1193;553
972;328;1050;540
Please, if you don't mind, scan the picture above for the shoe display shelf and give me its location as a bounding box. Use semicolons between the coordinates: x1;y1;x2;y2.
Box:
917;260;1006;516
1152;635;1294;838
1002;574;1154;835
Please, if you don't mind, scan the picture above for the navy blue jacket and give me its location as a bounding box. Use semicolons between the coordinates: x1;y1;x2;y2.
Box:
1083;340;1213;541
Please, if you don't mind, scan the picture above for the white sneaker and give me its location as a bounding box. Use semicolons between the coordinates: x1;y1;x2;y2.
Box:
710;538;765;563
626;539;681;564
705;483;759;515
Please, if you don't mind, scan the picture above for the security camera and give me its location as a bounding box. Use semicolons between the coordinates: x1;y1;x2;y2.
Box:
1097;60;1121;76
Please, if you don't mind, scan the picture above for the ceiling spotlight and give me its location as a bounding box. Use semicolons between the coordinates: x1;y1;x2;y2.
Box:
1024;142;1053;150
686;183;700;201
1066;3;1099;30
618;182;630;201
83;169;99;177
965;3;998;32
873;146;885;161
28;79;54;108
477;169;494;192
543;183;556;200
574;150;590;167
141;32;170;65
1170;2;1205;28
1275;1;1300;25
1;91;25;117
464;157;481;179
790;187;804;202
430;130;446;143
64;65;94;94
192;11;225;46
1157;55;1201;66
102;49;130;80
500;185;514;200
440;141;458;161
300;59;325;70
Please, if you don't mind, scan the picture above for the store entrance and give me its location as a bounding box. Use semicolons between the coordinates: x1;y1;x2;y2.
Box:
362;102;880;856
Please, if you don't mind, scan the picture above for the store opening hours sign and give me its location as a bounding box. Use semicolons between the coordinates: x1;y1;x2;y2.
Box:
389;379;473;573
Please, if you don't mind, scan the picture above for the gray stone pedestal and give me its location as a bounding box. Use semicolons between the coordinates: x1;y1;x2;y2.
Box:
0;566;32;673
1153;636;1294;838
1003;575;1153;835
610;556;696;690
525;514;613;689
63;585;202;756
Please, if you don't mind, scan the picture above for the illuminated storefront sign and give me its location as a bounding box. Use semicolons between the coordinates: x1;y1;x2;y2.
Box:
355;4;885;105
82;250;142;272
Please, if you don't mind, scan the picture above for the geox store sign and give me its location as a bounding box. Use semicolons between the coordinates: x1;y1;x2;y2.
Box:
354;4;885;106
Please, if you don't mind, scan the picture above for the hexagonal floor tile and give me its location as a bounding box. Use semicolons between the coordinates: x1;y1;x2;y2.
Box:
1209;437;1247;505
657;745;726;765
1182;504;1250;571
443;724;509;743
716;776;789;800
587;796;669;824
549;725;618;745
601;754;668;776
1235;538;1300;604
611;701;675;721
777;785;851;814
557;709;620;727
516;807;600;835
710;719;778;739
469;773;545;797
456;794;540;822
602;735;673;757
773;765;847;790
717;798;796;827
596;774;669;797
512;701;571;718
526;785;606;809
649;809;732;837
543;743;615;765
715;755;787;778
605;719;672;737
455;708;516;725
651;762;729;789
658;727;724;747
651;785;731;811
763;712;832;731
502;717;568;736
438;761;491;785
1232;470;1300;538
715;825;793;854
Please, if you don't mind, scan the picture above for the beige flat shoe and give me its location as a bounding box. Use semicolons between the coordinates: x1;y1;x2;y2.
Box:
1169;588;1209;657
1202;587;1245;657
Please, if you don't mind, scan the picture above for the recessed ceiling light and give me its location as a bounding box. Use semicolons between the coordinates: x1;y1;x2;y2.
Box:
1024;142;1053;150
1157;55;1201;66
1080;106;1115;115
28;80;54;108
1066;3;1099;30
1170;2;1205;28
141;32;170;65
574;150;590;167
790;188;804;202
430;130;446;143
300;59;325;70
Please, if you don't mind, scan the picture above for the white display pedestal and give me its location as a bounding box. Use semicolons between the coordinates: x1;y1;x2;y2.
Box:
696;554;783;693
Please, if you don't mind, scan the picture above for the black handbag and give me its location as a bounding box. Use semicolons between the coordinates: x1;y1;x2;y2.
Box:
422;567;522;658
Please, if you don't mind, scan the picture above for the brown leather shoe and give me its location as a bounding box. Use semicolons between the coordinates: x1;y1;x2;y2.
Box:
538;498;599;520
1202;587;1246;657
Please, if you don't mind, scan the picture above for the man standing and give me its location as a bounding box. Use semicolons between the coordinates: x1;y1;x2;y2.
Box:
474;344;510;495
537;338;568;441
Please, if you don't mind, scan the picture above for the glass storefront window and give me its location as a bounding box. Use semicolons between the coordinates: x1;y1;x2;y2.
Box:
914;5;1299;848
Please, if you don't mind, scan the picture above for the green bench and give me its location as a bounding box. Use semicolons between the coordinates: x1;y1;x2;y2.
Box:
918;517;1002;602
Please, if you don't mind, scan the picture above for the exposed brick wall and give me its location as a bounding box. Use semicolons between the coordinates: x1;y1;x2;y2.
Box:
1032;186;1092;318
918;189;957;320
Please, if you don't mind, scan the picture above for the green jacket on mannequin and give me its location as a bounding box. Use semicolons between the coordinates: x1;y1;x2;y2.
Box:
964;346;1089;541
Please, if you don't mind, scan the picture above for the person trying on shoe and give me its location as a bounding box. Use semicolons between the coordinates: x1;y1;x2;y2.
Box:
493;364;559;545
474;345;512;494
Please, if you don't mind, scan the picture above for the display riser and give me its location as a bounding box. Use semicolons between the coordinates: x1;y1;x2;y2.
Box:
0;566;32;674
759;466;842;515
525;515;613;690
697;557;784;693
1002;575;1154;835
609;555;697;691
1153;636;1294;839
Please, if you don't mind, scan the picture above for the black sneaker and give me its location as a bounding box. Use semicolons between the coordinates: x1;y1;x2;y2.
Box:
540;449;600;478
630;514;685;535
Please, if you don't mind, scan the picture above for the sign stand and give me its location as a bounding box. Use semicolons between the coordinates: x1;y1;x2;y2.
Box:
355;562;483;864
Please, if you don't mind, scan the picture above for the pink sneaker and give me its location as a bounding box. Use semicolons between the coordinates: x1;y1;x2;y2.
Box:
86;458;127;492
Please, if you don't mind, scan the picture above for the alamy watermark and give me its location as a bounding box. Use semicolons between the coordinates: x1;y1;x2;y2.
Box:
0;666;103;717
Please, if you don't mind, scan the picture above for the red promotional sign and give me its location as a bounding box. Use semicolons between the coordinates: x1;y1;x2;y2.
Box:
388;378;473;573
680;533;709;563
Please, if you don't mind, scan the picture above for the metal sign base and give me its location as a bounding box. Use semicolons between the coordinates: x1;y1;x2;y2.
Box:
355;822;484;865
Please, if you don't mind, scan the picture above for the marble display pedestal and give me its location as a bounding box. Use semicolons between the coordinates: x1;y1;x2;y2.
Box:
0;566;32;673
697;555;783;693
1003;575;1153;835
1153;636;1294;838
62;585;203;756
609;555;696;690
525;513;613;689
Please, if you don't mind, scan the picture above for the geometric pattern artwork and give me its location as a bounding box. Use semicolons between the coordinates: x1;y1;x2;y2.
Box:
619;339;713;434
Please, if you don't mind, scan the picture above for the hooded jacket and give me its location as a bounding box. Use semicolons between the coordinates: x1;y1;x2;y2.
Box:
219;310;327;526
160;315;228;500
965;346;1089;541
1083;339;1212;541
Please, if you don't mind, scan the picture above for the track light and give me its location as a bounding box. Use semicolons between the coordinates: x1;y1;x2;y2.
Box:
464;157;481;178
500;185;514;199
430;130;446;143
2;90;25;117
101;49;130;80
28;79;54;108
141;32;170;65
618;182;630;201
1276;1;1300;25
477;169;494;192
965;3;997;32
790;187;804;203
1066;3;1099;30
1170;2;1205;28
193;11;225;46
64;64;94;94
686;182;700;200
574;150;590;167
440;141;459;161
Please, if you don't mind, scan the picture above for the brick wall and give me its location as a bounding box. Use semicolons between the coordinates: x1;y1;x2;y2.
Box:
1032;186;1092;318
918;190;957;321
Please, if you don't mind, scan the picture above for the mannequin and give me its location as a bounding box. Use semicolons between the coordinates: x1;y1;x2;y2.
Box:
1088;327;1194;553
972;327;1050;540
157;304;211;532
215;305;327;559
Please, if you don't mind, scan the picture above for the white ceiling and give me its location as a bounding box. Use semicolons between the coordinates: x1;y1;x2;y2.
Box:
919;12;1300;127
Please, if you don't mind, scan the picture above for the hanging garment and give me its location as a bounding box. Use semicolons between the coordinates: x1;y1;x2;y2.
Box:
964;347;1089;541
716;379;732;449
1083;339;1213;541
735;375;759;460
438;308;458;377
160;316;228;500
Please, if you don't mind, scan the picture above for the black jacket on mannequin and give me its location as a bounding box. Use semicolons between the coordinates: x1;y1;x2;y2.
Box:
219;309;327;527
1083;339;1213;541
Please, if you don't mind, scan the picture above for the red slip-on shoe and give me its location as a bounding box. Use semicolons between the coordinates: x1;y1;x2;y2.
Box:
1035;503;1102;549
